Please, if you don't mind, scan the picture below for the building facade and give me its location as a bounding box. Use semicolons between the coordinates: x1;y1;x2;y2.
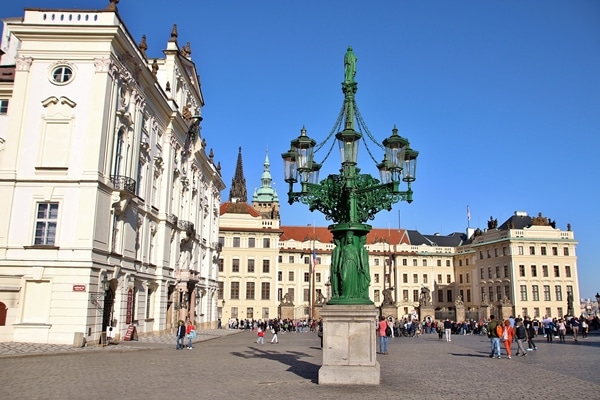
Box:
0;3;224;345
220;154;581;323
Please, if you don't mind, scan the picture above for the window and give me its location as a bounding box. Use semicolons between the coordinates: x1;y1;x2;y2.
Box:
519;265;525;277
231;282;240;299
218;236;225;246
413;274;418;284
51;65;74;84
466;289;471;302
261;282;270;300
532;285;539;301
385;274;390;285
531;265;537;277
518;246;524;255
459;274;463;284
446;260;451;267
552;247;558;256
304;273;309;282
566;285;573;298
413;290;419;302
247;307;254;319
277;271;282;281
423;274;428;284
545;307;552;318
262;308;269;319
287;288;294;302
438;290;444;303
529;246;535;255
494;248;498;257
488;268;492;279
233;237;240;247
486;249;490;258
541;247;547;256
218;258;224;273
466;273;470;283
481;287;486;302
439;260;443;267
232;259;239;273
403;290;409;301
446;274;451;284
504;286;510;300
403;274;408;284
374;258;380;266
447;290;453;302
262;259;270;273
374;290;380;303
534;307;540;318
303;288;309;302
316;273;321;283
288;256;294;263
479;251;484;260
278;255;283;263
503;247;508;256
422;259;427;267
503;266;508;278
218;282;224;299
555;285;562;301
412;259;417;267
565;266;571;277
563;247;569;256
438;274;442;283
520;285;527;301
0;99;8;114
304;256;309;264
34;203;59;245
374;273;379;283
288;271;294;281
145;288;153;319
495;266;500;278
248;237;255;248
263;238;271;248
402;258;407;266
542;265;548;277
554;265;560;277
247;259;255;273
496;286;502;301
557;307;563;318
480;268;484;279
246;282;255;300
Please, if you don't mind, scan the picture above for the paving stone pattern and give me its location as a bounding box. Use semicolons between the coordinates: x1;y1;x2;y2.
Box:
0;330;598;399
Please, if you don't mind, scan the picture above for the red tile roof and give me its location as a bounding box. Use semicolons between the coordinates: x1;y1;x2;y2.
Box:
280;225;409;245
219;202;261;217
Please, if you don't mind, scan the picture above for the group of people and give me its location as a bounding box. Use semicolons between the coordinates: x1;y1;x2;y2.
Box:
225;317;320;333
176;320;196;350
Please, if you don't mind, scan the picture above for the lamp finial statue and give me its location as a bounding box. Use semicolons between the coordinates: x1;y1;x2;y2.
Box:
344;46;358;83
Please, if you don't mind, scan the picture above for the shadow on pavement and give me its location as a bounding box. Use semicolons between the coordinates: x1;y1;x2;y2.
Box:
231;346;320;383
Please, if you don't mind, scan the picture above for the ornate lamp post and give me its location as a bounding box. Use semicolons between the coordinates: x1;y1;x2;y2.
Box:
282;47;419;306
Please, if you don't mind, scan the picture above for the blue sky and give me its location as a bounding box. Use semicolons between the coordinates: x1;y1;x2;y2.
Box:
3;1;599;298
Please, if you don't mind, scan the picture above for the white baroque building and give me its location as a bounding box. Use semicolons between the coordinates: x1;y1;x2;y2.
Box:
0;3;225;345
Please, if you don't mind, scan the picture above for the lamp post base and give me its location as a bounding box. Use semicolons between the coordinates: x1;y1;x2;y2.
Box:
318;304;380;385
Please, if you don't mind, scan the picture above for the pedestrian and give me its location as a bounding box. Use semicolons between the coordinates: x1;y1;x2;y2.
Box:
176;320;186;350
377;315;389;354
256;327;264;344
487;315;502;359
544;318;554;342
571;316;580;342
581;318;588;338
557;319;567;342
444;318;452;342
437;321;444;340
500;319;514;359
185;320;196;349
524;317;537;350
270;322;279;344
514;321;528;357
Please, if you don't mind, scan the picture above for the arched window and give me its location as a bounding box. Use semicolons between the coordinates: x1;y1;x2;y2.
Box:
0;302;7;326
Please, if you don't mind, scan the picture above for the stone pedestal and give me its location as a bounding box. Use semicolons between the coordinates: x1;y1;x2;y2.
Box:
280;304;294;320
319;304;380;385
455;304;465;322
418;305;435;321
380;305;398;320
498;302;514;322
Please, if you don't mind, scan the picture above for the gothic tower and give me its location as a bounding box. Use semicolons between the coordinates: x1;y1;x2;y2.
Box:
229;147;247;203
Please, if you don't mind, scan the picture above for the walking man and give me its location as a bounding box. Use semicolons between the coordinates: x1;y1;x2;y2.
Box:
487;315;502;358
444;318;452;342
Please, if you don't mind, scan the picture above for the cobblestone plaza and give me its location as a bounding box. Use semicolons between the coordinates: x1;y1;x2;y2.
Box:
1;330;598;399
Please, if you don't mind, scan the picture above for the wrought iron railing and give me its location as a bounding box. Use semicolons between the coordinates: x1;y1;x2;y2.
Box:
110;175;136;194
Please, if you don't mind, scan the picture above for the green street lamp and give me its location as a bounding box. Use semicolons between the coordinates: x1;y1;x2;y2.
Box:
282;47;419;305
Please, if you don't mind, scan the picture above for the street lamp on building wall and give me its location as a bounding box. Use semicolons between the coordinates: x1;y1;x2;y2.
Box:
281;47;418;305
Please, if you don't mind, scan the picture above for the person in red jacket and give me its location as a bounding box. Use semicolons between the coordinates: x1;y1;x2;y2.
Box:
500;319;514;359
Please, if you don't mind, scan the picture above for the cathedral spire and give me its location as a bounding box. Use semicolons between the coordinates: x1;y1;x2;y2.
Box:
229;147;248;203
